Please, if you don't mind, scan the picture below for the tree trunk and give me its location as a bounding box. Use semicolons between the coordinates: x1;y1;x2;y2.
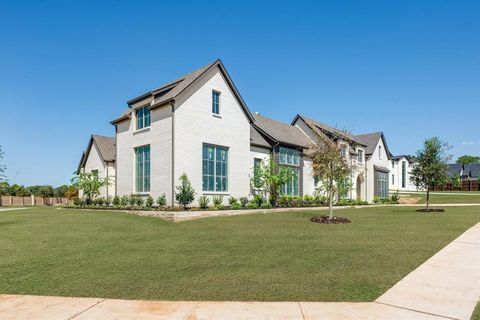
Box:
426;186;430;211
329;179;334;219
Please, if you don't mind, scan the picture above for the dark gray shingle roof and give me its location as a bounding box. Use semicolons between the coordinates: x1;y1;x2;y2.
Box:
250;126;271;148
112;60;254;124
253;114;312;148
354;132;383;155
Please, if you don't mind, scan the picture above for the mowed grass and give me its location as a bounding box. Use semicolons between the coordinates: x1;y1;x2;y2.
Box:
400;192;480;204
0;206;479;302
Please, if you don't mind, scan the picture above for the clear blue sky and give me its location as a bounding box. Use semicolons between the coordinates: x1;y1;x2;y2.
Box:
1;0;479;187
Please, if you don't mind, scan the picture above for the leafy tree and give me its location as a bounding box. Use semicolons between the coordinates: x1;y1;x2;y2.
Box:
54;185;69;198
450;173;462;189
250;158;294;206
311;134;353;219
8;184;30;197
64;186;79;200
71;171;110;204
0;181;9;195
175;173;195;209
0;146;6;181
456;155;480;165
410;137;451;211
38;185;54;198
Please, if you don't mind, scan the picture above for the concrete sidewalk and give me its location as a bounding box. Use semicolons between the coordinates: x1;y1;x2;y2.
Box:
1;223;479;320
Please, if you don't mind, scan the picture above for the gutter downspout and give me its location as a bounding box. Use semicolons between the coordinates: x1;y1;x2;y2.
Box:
171;101;175;207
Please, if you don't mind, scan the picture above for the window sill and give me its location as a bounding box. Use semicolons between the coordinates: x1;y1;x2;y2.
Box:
212;114;222;119
133;192;150;196
133;127;150;134
202;192;230;196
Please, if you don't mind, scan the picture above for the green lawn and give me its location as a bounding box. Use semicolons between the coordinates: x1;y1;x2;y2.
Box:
400;192;480;204
0;206;479;302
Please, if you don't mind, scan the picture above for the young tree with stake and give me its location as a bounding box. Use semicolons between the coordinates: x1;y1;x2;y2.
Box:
410;137;451;211
310;133;353;219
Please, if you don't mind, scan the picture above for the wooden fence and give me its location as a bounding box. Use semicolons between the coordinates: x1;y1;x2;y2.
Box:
433;180;480;192
0;195;72;206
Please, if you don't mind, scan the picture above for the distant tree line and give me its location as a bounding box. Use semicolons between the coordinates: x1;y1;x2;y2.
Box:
0;182;78;199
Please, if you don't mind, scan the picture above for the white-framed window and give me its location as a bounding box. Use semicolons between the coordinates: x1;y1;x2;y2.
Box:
212;90;220;114
136;106;151;130
202;143;228;192
357;149;364;163
135;145;150;193
340;144;348;159
253;158;262;187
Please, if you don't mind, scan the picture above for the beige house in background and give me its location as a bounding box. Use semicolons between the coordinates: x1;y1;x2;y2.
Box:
77;135;116;198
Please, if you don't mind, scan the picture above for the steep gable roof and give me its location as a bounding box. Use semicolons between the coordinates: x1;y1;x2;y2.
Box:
354;131;392;160
355;132;382;155
292;114;364;146
253;114;312;148
112;59;255;124
77;135;116;173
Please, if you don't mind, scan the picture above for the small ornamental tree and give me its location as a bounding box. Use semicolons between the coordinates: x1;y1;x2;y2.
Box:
450;173;461;190
64;186;79;200
410;137;451;211
250;158;293;206
311;134;353;219
175;173;195;209
71;171;110;204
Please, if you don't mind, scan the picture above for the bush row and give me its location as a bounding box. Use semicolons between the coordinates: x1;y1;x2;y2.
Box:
72;193;398;211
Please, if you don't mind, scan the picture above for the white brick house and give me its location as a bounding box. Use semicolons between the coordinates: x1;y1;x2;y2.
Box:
78;60;417;205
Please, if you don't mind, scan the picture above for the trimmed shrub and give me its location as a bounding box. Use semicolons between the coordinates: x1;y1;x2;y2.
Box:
198;196;210;209
247;201;258;209
157;194;167;207
373;196;380;204
145;196;154;208
228;196;238;206
231;203;241;210
212;195;223;206
112;196;120;206
215;204;225;210
390;192;400;204
135;196;144;207
128;194;137;206
252;195;264;207
239;197;249;208
119;195;128;206
260;202;272;209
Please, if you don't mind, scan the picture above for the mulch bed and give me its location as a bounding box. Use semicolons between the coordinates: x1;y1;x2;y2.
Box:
415;208;445;213
310;215;351;224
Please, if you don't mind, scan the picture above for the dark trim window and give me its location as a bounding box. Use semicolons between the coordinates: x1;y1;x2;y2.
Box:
357;149;364;163
253;158;262;187
282;168;299;196
136;106;151;130
202;144;228;192
279;147;300;166
392;174;395;185
377;171;388;198
135;145;150;193
212;91;220;114
402;161;407;188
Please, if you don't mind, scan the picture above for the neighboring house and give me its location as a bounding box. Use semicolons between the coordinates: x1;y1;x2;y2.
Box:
447;163;480;181
77;135;116;198
292;115;368;201
389;155;418;192
78;59;417;205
